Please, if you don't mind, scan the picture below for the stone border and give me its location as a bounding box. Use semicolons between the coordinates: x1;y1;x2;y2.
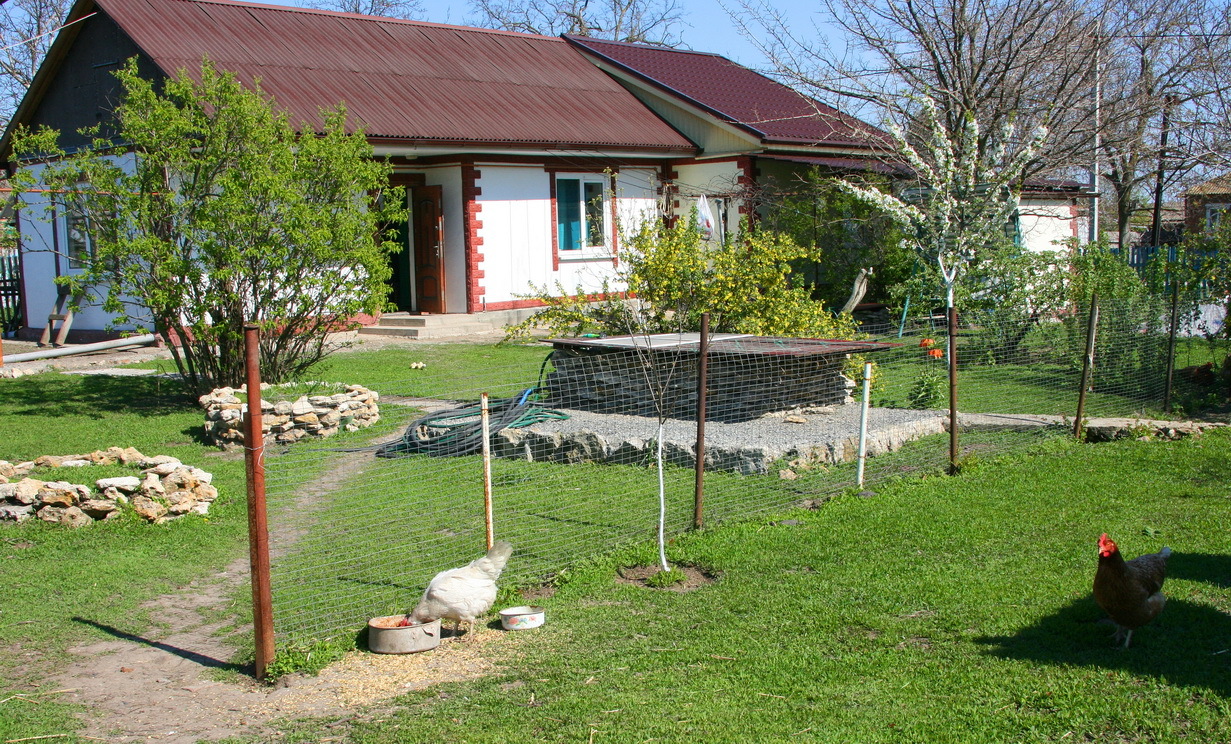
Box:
200;383;380;447
0;447;217;526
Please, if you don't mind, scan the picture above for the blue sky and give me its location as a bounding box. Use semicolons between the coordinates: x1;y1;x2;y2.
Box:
409;0;826;69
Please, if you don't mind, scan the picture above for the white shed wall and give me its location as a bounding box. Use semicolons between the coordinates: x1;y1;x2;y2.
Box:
1019;197;1077;254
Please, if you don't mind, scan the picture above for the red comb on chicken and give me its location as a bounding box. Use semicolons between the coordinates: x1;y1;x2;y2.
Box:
1093;533;1171;648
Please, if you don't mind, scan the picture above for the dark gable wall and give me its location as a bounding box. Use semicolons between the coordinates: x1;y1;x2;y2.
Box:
24;11;165;152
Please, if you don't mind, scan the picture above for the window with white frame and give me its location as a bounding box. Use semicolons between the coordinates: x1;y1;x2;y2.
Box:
1206;203;1229;231
556;174;610;256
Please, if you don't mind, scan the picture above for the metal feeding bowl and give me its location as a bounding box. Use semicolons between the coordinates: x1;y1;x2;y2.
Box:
367;616;441;653
499;605;545;630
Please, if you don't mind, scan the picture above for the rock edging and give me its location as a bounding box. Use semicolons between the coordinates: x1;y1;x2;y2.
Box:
200;383;379;447
0;447;217;526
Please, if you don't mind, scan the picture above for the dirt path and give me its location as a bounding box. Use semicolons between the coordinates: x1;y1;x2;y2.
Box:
5;338;512;742
55;552;504;743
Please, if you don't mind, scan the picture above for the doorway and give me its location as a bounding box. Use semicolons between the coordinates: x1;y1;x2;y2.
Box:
386;176;445;314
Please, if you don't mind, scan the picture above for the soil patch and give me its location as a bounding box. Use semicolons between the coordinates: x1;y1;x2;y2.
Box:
615;564;717;591
53;557;510;743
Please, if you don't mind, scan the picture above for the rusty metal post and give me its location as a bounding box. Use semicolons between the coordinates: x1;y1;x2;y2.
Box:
1074;296;1100;439
243;323;275;680
1163;280;1180;413
693;312;709;530
947;305;959;474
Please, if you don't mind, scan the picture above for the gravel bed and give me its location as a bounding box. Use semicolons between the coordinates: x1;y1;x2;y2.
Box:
500;404;950;474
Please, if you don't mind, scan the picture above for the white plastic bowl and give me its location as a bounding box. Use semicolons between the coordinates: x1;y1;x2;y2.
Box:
499;605;545;630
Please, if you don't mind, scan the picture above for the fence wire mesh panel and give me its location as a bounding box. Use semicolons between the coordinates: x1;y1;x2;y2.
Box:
261;296;1224;647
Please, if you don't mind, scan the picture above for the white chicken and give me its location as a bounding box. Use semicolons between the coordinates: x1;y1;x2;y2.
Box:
409;541;513;641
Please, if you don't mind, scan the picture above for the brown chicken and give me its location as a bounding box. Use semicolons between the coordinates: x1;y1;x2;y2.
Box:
1093;533;1171;648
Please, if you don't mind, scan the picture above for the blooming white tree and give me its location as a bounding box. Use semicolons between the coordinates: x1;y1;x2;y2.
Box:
837;97;1046;313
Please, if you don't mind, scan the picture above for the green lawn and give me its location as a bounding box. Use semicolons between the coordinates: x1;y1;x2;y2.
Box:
262;430;1231;744
2;341;1229;743
0;373;252;742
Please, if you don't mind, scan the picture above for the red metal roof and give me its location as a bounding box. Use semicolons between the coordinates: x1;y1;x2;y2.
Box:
88;0;696;152
564;35;888;149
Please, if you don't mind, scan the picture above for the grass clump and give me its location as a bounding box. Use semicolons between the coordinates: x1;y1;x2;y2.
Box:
643;567;687;588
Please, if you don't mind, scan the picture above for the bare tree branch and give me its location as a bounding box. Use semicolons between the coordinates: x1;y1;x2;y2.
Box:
733;0;1110;182
0;0;71;128
470;0;685;44
303;0;425;19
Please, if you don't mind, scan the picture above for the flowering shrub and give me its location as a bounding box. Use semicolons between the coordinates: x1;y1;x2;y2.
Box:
504;215;857;342
909;337;948;409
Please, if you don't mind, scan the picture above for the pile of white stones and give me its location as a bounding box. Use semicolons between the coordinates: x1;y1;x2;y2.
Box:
0;447;217;527
200;383;380;447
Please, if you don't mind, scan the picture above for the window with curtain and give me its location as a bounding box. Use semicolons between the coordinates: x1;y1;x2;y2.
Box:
556;174;609;255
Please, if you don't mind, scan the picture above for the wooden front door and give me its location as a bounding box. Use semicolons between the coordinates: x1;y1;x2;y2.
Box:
412;185;445;314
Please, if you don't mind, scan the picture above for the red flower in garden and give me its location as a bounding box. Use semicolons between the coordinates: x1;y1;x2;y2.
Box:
920;338;935;348
927;348;944;359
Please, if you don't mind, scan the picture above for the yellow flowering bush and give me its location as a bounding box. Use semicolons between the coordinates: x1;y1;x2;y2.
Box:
504;215;858;342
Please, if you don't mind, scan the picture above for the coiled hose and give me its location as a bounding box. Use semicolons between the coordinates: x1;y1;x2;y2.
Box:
376;388;569;458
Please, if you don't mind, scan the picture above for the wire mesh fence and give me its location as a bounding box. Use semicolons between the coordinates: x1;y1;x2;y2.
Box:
261;295;1227;649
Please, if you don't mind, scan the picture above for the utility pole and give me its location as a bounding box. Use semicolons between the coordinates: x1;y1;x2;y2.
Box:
1088;31;1101;245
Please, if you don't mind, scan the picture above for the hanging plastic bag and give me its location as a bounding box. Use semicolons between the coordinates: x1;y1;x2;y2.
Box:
696;194;716;241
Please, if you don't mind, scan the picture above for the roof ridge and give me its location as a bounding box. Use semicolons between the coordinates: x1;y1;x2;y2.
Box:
562;33;730;59
141;0;563;41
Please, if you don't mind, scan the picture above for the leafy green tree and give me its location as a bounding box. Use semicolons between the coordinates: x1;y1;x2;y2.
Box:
756;170;911;309
13;59;405;393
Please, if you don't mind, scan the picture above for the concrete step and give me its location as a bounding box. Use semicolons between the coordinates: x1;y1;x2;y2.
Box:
357;326;424;338
372;315;429;328
359;309;542;339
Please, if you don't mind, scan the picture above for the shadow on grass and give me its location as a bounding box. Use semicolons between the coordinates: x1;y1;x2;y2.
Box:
976;593;1231;697
1169;552;1231;589
71;617;249;674
0;374;195;418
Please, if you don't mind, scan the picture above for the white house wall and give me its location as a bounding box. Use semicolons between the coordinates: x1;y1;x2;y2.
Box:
17;158;147;335
1018;197;1078;254
672;161;745;237
474;166;659;306
475;165;553;305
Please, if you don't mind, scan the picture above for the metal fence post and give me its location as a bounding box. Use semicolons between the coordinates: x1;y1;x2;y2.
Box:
243;324;275;680
693;312;709;530
1074;295;1099;439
